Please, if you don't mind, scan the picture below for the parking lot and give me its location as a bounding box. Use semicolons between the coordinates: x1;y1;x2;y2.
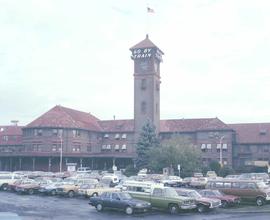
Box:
0;192;270;220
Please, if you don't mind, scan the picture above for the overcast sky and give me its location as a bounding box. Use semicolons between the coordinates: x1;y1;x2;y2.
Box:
1;0;270;125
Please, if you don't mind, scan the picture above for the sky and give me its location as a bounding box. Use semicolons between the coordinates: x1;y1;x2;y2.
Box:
1;0;270;125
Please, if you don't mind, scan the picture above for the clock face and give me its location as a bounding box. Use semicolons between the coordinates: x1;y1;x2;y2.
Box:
140;61;148;71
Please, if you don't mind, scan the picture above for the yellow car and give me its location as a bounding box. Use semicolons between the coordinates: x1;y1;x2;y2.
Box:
78;184;119;198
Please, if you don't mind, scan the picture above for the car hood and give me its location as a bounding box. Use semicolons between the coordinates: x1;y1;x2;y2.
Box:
197;197;220;203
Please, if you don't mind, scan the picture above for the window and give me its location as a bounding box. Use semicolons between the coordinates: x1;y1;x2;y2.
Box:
217;144;221;149
107;145;111;150
207;144;212;149
104;134;109;138
112;193;120;200
72;130;81;137
141;101;146;114
141;79;146;90
115;134;120;139
115;145;120;151
222;144;228;149
122;134;127;139
2;135;8;141
224;182;231;188
101;145;107;151
153;188;163;197
52;145;57;152
122;144;127;151
201;144;206;150
87;145;91;152
34;129;42;136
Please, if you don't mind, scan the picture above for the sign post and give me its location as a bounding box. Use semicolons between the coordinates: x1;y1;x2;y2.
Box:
177;164;181;178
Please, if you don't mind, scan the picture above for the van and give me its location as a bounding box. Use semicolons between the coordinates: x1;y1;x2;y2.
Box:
77;167;91;174
0;173;21;191
206;179;270;206
101;175;119;187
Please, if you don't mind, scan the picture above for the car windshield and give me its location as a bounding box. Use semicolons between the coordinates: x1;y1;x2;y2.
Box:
213;190;224;196
188;191;201;199
257;181;269;189
164;188;179;197
119;193;132;200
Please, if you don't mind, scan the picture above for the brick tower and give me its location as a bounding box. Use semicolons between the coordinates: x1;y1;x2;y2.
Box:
130;35;164;139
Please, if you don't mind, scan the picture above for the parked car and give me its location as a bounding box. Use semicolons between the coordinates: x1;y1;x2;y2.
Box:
0;172;22;191
8;179;35;192
122;181;196;214
38;180;64;196
89;192;151;215
199;189;241;207
100;175;119;187
182;177;196;187
238;173;270;184
15;181;40;195
176;188;221;213
190;177;208;189
206;179;270;206
161;176;183;187
56;178;97;197
77;183;119;198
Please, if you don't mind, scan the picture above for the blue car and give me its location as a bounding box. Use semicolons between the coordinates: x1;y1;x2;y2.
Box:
89;191;151;215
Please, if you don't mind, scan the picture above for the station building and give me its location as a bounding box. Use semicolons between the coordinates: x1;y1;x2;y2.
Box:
1;36;270;172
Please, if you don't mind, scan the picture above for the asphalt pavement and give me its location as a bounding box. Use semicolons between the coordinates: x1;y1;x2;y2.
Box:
0;191;270;220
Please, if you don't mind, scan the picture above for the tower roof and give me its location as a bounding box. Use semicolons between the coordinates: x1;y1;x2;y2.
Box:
130;35;164;54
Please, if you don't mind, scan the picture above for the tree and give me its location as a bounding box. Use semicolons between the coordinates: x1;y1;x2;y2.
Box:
147;135;201;177
209;160;221;175
135;121;160;170
219;165;235;177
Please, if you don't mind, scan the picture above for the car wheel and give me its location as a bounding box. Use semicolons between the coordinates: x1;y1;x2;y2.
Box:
92;192;98;197
125;206;133;215
168;204;179;214
197;204;206;213
51;190;56;196
96;203;103;212
221;201;228;208
28;189;34;195
256;197;265;206
68;190;75;198
1;184;8;191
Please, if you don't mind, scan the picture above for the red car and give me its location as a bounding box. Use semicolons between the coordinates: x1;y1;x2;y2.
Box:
199;189;241;207
8;179;35;192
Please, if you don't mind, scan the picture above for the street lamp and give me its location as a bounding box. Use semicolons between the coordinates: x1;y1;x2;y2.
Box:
59;130;63;173
219;136;225;167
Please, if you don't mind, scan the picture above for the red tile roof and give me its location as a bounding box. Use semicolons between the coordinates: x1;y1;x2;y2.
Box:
160;118;231;132
98;118;230;133
98;120;134;132
26;105;102;131
230;123;270;144
130;35;164;54
0;125;23;145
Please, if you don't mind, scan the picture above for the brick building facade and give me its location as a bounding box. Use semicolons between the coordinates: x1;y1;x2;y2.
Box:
1;36;270;172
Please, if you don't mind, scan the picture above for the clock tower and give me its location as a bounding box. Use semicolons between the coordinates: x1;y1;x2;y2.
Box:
130;35;164;139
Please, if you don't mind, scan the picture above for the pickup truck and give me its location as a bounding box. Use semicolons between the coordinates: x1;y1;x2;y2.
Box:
123;181;196;214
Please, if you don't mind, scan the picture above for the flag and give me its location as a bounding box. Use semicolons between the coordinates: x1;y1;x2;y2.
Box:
147;7;155;13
